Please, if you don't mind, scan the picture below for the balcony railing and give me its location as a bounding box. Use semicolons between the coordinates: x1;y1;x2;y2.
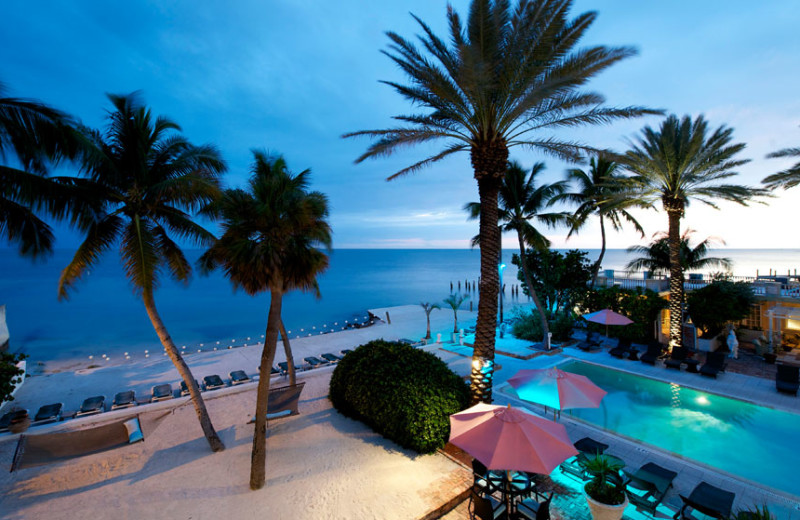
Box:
595;272;800;300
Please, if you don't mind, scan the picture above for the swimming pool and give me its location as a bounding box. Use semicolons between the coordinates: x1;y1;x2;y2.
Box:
559;360;800;499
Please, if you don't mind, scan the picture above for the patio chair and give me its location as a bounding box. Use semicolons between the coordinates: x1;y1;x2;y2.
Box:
577;331;603;352
277;361;302;376
320;353;341;363
676;481;735;519
664;346;689;370
776;364;800;395
151;383;174;402
203;375;226;390
111;390;137;410
304;356;326;368
609;338;633;359
76;395;105;417
229;370;251;385
640;341;665;365
623;462;677;517
180;379;201;396
700;351;728;378
32;403;63;425
469;492;506;520
517;491;553;520
0;409;30;433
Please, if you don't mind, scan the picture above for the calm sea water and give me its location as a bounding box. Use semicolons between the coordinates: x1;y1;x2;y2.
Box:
0;248;798;364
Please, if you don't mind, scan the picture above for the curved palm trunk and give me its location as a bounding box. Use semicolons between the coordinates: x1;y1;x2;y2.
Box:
666;204;684;351
142;291;224;453
251;289;283;490
279;319;296;386
516;235;551;349
470;171;503;404
590;215;607;290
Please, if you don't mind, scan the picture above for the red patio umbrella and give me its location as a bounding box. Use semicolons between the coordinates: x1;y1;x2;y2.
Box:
582;308;634;337
507;367;607;419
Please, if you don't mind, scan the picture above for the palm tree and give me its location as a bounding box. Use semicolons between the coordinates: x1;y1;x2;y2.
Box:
1;81;89;257
420;302;440;340
344;0;658;403
443;294;468;334
625;231;732;276
199;151;331;490
557;155;644;288
622;114;758;350
58;92;226;452
465;161;568;348
763;140;800;190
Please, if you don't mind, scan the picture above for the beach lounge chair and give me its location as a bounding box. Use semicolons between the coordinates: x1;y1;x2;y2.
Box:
151;384;174;402
271;366;279;375
609;338;633;359
577;331;602;352
640;341;664;365
180;379;201;396
623;462;677;516
340;349;353;356
559;437;608;480
321;353;341;363
76;395;105;417
203;375;225;390
32;403;63;425
304;356;325;368
776;364;800;395
230;370;251;385
664;346;689;370
700;351;728;378
277;361;302;376
0;409;29;433
111;390;137;410
517;491;553;520
676;481;735;519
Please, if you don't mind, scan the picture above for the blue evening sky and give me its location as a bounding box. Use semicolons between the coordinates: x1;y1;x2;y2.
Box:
2;1;798;249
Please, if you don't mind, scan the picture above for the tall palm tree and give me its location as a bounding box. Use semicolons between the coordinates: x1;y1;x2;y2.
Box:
443;294;468;334
199;151;331;490
1;81;89;257
344;0;658;403
557;155;644;288
763;140;800;190
625;231;732;276
420;302;440;340
622;114;757;350
58;92;226;452
465;161;568;348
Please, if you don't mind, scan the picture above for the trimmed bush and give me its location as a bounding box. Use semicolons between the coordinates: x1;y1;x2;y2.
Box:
329;339;470;454
511;309;576;342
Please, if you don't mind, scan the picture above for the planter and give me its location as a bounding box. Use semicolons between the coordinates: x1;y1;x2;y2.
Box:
585;491;628;520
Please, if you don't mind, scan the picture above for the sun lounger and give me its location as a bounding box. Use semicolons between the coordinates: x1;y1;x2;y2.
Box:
700;351;728;378
320;353;341;363
271;366;279;375
304;356;326;368
180;379;201;396
32;403;63;425
776;364;800;395
676;481;735;519
640;341;664;365
111;390;137;410
151;383;174;402
609;338;633;359
340;349;353;356
277;361;302;376
203;375;225;390
577;331;602;352
0;409;29;433
559;437;608;480
623;462;677;516
230;370;251;385
76;395;105;417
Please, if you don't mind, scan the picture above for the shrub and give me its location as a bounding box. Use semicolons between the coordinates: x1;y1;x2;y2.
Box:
577;286;667;342
511;309;575;342
687;280;755;338
0;352;26;404
329;339;470;454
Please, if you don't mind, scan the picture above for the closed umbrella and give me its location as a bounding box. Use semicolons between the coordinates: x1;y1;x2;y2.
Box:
583;308;633;337
507;367;607;418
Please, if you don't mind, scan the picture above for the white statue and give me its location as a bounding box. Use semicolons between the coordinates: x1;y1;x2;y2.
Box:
728;327;739;359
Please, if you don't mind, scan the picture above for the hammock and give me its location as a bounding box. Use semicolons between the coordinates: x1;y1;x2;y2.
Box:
10;410;170;472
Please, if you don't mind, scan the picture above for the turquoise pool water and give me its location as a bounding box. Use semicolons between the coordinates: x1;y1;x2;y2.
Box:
560;360;800;499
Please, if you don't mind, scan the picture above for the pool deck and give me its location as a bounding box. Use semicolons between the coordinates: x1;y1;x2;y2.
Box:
441;338;800;519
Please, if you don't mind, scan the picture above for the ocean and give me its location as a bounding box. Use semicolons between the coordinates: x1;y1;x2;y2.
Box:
1;248;798;365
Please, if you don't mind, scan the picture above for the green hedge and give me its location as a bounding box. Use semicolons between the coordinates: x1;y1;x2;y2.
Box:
329;339;470;454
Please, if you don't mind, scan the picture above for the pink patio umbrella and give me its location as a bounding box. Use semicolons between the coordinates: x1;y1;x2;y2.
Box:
448;402;577;474
507;368;607;418
582;308;634;337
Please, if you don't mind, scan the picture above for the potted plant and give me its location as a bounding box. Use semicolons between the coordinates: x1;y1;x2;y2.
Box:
582;454;628;520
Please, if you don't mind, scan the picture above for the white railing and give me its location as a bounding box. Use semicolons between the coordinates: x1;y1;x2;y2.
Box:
596;273;800;300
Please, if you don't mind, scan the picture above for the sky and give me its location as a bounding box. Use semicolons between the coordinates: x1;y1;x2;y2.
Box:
2;0;799;250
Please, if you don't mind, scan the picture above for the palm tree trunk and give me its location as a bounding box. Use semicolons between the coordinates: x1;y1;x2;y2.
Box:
453;309;458;334
590;215;607;290
516;234;551;349
279;319;296;386
250;289;283;490
142;290;224;453
425;311;432;340
666;204;684;351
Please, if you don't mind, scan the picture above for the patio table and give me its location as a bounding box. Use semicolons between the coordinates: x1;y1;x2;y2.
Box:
487;471;535;516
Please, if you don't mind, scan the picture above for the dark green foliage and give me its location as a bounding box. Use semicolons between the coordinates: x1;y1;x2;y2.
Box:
511;309;575;342
329;339;470;454
513;249;593;313
735;504;776;520
577;286;667;341
582;454;626;505
0;352;26;403
687;280;756;338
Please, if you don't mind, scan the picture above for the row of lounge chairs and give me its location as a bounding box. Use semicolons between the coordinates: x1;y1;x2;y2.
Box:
602;337;730;378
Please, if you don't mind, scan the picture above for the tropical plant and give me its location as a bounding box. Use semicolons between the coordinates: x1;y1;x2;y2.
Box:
0;81;89;258
420;302;440;340
511;308;575;342
0;352;25;404
443;294;468;334
556;155;644;288
57;92;226;452
763;135;800;190
199;151;331;490
577;286;667;342
513;248;593;314
329;339;470;453
625;230;732;276
734;504;776;520
622;114;758;350
582;453;626;505
465;161;569;348
687;280;755;338
343;0;659;403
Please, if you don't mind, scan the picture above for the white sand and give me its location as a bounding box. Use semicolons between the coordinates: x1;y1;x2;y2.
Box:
0;305;475;520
